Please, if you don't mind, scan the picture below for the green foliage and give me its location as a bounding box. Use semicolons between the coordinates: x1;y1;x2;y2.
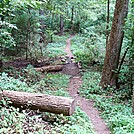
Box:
51;107;94;134
0;99;46;133
0;65;69;95
31;73;70;96
71;35;102;67
0;28;16;49
119;65;129;83
0;20;17;55
45;42;66;57
45;34;68;57
11;10;43;58
95;98;134;134
0;103;94;134
0;68;94;133
79;71;102;96
80;70;133;102
80;70;134;134
0;0;47;58
0;106;25;134
23;65;42;85
0;0;111;60
0;72;33;92
1;0;133;133
119;0;134;96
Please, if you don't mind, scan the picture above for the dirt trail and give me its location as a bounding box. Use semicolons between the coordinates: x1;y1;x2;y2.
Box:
65;35;74;58
64;36;110;134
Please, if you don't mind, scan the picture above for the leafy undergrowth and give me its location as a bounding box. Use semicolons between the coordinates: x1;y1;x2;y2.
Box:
71;34;105;68
44;34;69;58
0;67;94;134
79;70;134;134
0;103;94;134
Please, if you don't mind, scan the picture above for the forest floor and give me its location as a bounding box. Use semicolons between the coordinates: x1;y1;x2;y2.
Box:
1;35;111;134
64;35;110;134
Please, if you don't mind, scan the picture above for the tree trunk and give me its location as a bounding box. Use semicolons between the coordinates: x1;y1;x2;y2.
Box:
35;65;63;72
60;15;64;35
106;0;110;45
39;9;45;31
26;14;31;60
0;60;3;68
0;90;76;116
71;6;74;28
131;11;134;113
132;88;134;114
100;0;129;88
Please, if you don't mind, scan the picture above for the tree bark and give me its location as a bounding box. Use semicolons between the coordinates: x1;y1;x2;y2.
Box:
0;90;76;116
132;88;134;114
71;6;74;28
60;15;64;35
35;65;63;72
0;60;3;68
39;9;45;31
100;0;129;88
106;0;110;45
131;9;134;113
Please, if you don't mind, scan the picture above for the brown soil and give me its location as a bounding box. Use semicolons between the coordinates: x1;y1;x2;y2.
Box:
3;58;31;69
65;35;75;58
64;36;110;134
3;57;61;69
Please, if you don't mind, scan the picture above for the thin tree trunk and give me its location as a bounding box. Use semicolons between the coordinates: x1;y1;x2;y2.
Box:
106;0;110;45
132;84;134;114
100;0;129;88
26;8;31;60
0;60;3;68
130;32;134;92
60;15;64;35
39;9;45;31
71;6;74;28
117;46;129;74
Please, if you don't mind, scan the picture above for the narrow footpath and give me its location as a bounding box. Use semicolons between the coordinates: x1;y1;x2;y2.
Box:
64;35;110;134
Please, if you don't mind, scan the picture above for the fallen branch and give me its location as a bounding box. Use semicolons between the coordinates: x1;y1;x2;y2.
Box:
0;90;76;116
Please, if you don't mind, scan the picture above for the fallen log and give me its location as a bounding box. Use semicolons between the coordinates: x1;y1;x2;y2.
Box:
35;65;63;72
0;90;76;116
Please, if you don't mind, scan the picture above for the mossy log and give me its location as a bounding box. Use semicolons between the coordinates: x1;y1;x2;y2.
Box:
35;65;63;72
0;90;76;116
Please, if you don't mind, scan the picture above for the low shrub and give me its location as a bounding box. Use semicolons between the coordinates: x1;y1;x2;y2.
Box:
80;71;134;134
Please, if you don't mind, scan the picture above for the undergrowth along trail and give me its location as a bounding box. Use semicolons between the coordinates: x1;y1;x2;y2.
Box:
64;36;110;134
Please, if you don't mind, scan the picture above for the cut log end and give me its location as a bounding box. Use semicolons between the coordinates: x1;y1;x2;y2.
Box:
69;99;76;115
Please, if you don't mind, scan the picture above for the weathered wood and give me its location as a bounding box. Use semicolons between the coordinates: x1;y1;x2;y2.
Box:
35;65;63;72
0;90;76;116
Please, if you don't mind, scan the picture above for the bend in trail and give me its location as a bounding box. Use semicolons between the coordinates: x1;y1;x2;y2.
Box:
64;35;110;134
